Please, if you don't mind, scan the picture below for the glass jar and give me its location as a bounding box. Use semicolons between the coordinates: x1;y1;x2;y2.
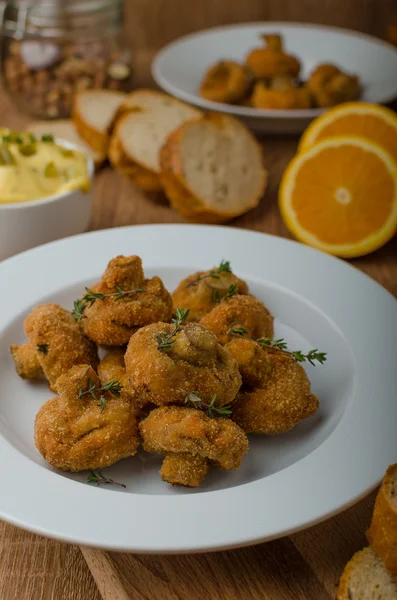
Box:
0;0;133;119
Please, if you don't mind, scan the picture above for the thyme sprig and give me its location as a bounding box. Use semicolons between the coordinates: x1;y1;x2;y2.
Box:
257;338;288;351
72;285;145;321
226;327;327;366
185;260;232;288
86;470;126;489
72;299;86;321
157;308;190;351
257;338;327;365
185;392;232;418
214;283;239;304
78;378;123;412
227;323;248;337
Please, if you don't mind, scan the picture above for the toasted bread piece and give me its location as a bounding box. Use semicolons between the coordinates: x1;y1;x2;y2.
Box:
28;120;106;169
367;464;397;576
159;113;267;223
72;90;125;155
108;131;161;191
108;90;202;192
336;546;397;599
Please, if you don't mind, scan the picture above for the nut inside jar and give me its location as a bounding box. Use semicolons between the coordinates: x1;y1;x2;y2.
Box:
0;0;132;119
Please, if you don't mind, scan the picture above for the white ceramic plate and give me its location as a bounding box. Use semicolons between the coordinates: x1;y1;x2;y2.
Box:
152;22;397;133
0;225;396;552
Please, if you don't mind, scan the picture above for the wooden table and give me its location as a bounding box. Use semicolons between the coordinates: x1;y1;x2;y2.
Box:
0;69;396;600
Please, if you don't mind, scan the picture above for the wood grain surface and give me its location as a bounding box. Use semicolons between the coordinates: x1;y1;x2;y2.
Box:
0;3;397;596
125;0;395;50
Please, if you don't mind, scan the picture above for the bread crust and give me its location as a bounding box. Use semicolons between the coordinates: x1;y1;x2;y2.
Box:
367;464;397;575
109;125;162;192
337;547;381;599
159;113;267;223
336;547;364;599
72;90;125;155
109;91;202;192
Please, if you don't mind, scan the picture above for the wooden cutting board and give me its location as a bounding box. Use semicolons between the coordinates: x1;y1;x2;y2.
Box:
80;493;376;600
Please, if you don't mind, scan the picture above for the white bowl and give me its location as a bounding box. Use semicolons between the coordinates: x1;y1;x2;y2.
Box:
152;22;397;134
0;225;396;551
0;140;94;260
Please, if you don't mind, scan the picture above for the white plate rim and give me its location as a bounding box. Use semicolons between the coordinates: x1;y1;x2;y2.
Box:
0;224;396;553
152;21;397;119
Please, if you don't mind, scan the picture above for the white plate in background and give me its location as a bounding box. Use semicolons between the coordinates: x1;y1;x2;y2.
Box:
152;22;397;134
0;224;396;551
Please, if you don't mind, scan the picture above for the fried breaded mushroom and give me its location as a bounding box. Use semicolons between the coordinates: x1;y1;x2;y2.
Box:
80;255;173;346
232;348;319;435
172;265;248;322
199;60;252;104
10;341;43;380
307;63;360;107
251;80;312;109
245;48;301;80
35;364;140;471
140;406;249;487
10;303;98;392
200;294;274;345
261;33;283;52
225;337;272;388
160;454;210;488
125;322;242;407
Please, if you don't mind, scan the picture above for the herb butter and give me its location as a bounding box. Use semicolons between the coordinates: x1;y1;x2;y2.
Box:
0;130;90;204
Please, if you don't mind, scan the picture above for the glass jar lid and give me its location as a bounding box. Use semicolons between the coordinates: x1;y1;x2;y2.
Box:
2;0;124;39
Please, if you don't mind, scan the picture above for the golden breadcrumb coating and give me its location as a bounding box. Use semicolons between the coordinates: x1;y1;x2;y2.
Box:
160;453;210;487
225;337;272;388
245;48;301;79
98;348;138;403
10;341;43;380
261;33;283;52
35;364;140;471
200;294;274;345
199;60;252;104
251;81;311;109
81;255;173;346
307;63;360;107
232;348;319;435
172;268;248;322
11;303;98;392
98;348;126;385
125;322;241;407
140;406;248;487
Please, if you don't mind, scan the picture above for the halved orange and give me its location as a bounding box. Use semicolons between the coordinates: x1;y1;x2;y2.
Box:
279;136;397;258
299;102;397;164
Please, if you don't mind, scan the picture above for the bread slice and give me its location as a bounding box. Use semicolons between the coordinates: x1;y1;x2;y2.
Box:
73;90;125;155
108;90;202;192
28;120;106;169
367;464;397;576
336;546;397;599
159;113;267;223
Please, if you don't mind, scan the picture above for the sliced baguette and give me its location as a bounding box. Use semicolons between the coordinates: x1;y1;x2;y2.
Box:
108;90;202;192
367;464;397;576
336;546;397;599
73;90;125;155
108;131;164;192
159;113;267;223
28;120;106;169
